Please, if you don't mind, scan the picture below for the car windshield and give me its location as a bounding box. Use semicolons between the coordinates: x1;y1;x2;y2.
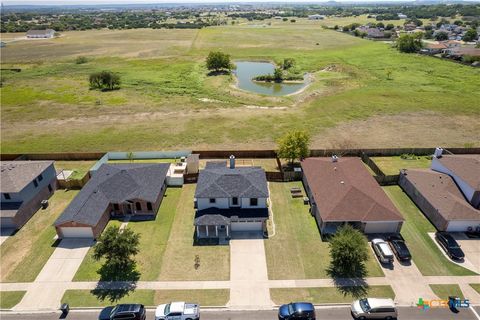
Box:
288;303;294;315
164;304;170;315
445;236;459;248
110;306;118;316
360;299;371;312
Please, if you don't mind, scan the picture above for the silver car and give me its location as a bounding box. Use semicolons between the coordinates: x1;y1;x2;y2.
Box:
351;298;397;320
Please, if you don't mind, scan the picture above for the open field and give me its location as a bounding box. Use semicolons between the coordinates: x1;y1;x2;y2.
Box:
270;285;395;305
383;186;476;276
0;190;78;282
61;289;229;307
264;182;384;279
0;291;26;309
429;284;464;300
372;156;431;175
1;23;479;152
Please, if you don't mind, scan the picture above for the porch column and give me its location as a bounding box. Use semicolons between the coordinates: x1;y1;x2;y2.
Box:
215;225;218;237
206;225;209;237
196;226;199;236
226;225;230;237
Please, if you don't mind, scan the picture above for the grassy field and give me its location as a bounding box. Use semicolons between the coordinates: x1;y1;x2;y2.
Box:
264;182;384;279
429;284;464;300
1;23;479;153
383;186;476;276
0;190;78;282
372;156;431;175
61;289;229;307
270;285;395;304
0;291;26;309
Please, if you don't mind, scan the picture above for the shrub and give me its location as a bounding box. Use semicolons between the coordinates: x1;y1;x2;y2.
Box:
206;51;234;73
75;56;88;64
89;70;121;91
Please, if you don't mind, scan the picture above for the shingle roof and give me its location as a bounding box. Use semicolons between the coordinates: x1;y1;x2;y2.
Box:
435;155;480;190
403;169;480;221
194;207;269;226
1;161;54;193
195;163;268;199
301;157;404;222
54;163;169;227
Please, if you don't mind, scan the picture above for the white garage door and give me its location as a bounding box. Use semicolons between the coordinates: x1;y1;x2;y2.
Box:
60;227;94;238
364;222;400;234
231;221;263;232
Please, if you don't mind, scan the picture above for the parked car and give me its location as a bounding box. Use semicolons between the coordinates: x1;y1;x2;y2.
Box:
278;302;316;320
435;232;465;260
351;298;397;320
372;238;394;264
155;301;200;320
98;304;146;320
387;234;411;262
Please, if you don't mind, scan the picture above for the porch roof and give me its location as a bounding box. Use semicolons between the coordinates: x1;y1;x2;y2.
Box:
194;207;269;226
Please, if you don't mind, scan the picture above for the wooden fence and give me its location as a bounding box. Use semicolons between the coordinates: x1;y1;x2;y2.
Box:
57;172;91;189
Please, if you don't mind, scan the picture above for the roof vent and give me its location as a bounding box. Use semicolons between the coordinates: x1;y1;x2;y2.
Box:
331;155;338;162
229;155;235;169
434;147;443;158
340;180;345;184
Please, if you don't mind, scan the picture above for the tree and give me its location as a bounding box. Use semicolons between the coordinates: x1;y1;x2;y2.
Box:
276;130;310;165
385;23;395;30
273;67;283;82
206;51;233;73
327;224;369;278
463;29;478;42
282;58;295;70
376;22;385;28
435;31;449;41
89;71;120;91
396;33;423;53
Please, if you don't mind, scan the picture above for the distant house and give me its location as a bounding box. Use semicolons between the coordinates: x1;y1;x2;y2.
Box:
403;23;417;32
54;163;169;239
357;26;385;38
26;29;55;39
443;47;480;59
1;161;57;229
194;156;269;240
422;42;448;54
398;13;408;19
308;14;325;20
301;157;404;235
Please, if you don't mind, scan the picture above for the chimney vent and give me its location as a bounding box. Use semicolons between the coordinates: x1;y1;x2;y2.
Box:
331;155;338;162
229;155;235;169
434;147;443;158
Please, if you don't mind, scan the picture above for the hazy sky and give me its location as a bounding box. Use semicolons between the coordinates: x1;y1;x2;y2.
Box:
2;0;419;5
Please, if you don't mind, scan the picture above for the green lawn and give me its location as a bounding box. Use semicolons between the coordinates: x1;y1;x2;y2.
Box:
61;289;229;307
264;182;383;280
74;188;181;281
0;190;78;282
270;285;395;305
55;160;97;180
470;284;480;294
372;156;432;176
0;291;26;309
383;186;476;276
430;284;464;300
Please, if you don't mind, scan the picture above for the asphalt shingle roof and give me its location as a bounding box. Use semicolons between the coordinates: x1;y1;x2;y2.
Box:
194;207;269;226
435;155;480;191
195;162;268;199
54;163;169;227
1;161;54;193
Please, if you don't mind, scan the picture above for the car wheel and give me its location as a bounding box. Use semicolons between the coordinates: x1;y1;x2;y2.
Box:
358;317;366;320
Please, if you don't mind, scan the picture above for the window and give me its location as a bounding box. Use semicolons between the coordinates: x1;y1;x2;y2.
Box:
4;193;11;200
38;174;43;181
232;197;238;205
209;198;216;203
113;203;120;211
147;202;153;211
135;202;142;211
33;179;38;188
250;198;258;206
48;184;53;192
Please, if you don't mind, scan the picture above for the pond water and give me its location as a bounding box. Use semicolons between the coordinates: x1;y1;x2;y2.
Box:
234;61;307;96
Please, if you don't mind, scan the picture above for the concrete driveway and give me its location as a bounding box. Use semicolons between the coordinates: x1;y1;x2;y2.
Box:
428;233;479;274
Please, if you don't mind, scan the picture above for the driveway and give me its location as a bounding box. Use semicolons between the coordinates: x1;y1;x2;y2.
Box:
229;238;273;309
428;233;479;274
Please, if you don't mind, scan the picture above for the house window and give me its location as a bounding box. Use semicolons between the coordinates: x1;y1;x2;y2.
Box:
48;184;53;192
147;202;153;211
209;198;216;204
38;174;43;181
250;198;258;206
135;202;142;211
113;203;120;211
232;197;238;205
33;179;38;188
4;193;11;200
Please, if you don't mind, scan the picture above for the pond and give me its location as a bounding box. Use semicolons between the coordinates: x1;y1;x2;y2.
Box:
234;61;307;96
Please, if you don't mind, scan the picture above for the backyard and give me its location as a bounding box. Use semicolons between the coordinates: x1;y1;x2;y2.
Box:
372;156;432;176
264;182;384;280
383;186;476;276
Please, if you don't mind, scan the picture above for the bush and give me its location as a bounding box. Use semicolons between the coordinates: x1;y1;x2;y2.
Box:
206;51;234;73
75;56;88;64
400;153;420;160
435;31;449;41
89;70;121;91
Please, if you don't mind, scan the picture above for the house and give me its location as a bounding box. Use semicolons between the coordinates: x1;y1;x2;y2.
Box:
357;26;385;39
301;157;404;235
26;29;55;38
308;14;325;20
398;13;407;19
54;163;169;239
194;156;269;239
422;42;448;54
399;169;480;232
431;151;480;209
443;47;480;59
1;161;57;229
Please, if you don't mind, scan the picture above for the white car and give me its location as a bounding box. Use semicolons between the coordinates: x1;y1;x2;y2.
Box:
371;238;394;264
155;301;200;320
351;298;397;319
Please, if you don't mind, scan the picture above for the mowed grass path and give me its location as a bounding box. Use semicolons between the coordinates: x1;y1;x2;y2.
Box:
265;182;383;279
1;26;479;152
383;186;476;276
0;190;78;282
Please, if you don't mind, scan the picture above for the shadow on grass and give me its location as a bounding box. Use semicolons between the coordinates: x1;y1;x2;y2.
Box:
207;70;231;76
327;265;369;299
91;260;140;303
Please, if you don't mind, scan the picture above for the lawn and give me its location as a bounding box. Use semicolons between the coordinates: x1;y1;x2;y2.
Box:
383;186;476;276
0;190;78;282
429;284;464;300
372;156;431;176
264;182;384;280
270;285;395;305
0;291;26;309
470;284;480;294
61;289;229;307
54;160;97;180
1;25;479;153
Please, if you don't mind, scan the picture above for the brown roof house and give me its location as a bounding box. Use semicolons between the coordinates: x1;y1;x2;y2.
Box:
54;163;169;239
1;161;57;229
301;157;404;235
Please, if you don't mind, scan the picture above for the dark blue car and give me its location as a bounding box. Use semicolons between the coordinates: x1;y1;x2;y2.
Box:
98;304;146;320
278;302;316;320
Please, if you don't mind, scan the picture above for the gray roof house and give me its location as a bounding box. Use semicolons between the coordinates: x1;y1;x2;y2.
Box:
194;159;269;240
1;161;57;229
55;163;169;239
26;29;55;38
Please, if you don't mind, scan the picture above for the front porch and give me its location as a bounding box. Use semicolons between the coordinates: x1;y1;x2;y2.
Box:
195;224;231;239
